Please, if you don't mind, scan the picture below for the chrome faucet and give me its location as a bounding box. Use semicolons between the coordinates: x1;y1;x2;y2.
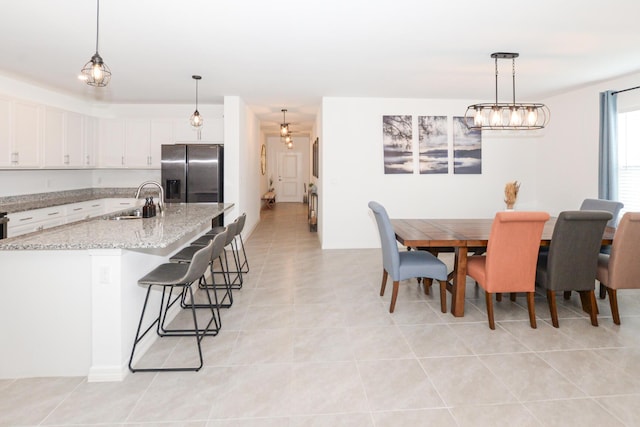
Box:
134;181;164;213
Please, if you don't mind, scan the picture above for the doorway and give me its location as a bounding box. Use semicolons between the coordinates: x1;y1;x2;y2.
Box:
276;152;302;202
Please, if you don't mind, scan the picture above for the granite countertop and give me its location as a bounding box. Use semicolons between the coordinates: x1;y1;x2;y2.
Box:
0;188;160;214
0;202;234;250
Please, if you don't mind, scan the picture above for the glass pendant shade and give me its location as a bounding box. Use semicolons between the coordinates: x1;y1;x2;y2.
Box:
80;0;110;87
465;52;550;130
190;75;203;129
280;109;290;136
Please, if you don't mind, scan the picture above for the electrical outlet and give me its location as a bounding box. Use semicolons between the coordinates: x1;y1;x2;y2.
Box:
99;266;111;284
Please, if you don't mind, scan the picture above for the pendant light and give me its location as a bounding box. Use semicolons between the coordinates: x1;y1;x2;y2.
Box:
280;109;290;137
190;75;203;128
79;0;111;87
465;52;550;130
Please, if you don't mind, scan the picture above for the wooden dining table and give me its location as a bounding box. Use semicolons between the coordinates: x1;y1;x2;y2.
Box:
391;217;615;317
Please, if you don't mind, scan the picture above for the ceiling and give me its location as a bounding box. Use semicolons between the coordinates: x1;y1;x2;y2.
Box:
1;0;639;136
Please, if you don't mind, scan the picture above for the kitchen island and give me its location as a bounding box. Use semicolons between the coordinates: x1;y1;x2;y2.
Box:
0;201;234;381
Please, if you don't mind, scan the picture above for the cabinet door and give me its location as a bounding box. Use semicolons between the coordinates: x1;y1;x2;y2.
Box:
124;119;151;167
43;107;65;167
13;101;41;167
0;97;11;167
98;119;125;167
83;116;97;166
150;120;173;168
65;112;84;167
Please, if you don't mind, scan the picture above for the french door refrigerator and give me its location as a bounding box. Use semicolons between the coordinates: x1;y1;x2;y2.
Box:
161;144;224;204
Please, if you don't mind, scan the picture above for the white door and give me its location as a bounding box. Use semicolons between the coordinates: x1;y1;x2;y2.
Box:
277;152;302;202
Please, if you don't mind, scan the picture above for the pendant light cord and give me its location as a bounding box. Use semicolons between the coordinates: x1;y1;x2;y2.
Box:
95;0;100;53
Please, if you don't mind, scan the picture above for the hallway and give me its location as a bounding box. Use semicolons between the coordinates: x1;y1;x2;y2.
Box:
2;202;640;426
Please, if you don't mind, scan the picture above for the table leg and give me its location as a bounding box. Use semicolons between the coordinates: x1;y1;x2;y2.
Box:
451;247;468;317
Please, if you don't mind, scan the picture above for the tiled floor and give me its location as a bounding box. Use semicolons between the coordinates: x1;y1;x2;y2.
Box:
2;203;640;426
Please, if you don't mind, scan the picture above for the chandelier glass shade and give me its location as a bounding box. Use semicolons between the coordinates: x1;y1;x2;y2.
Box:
190;75;203;128
280;109;290;136
465;52;549;130
79;0;111;87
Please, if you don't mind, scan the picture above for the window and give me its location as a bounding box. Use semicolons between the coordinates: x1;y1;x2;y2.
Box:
618;109;640;212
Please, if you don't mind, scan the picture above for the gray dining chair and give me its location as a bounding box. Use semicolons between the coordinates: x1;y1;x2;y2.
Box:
535;210;612;328
368;201;449;313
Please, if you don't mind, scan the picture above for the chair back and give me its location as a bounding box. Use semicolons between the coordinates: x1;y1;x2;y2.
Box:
607;212;640;288
484;211;550;293
178;238;215;284
236;213;247;234
225;220;238;246
580;198;624;228
211;228;228;260
543;210;611;291
368;201;400;278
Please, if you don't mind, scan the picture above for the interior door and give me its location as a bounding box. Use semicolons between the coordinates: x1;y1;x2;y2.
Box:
277;152;302;202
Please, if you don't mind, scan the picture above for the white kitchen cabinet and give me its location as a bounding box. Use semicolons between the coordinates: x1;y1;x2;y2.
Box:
43;108;86;168
65;112;85;167
10;100;41;167
125;119;151;167
0;96;11;167
43;107;65;167
150;120;173;167
65;200;105;223
8;205;66;237
83;116;98;167
103;198;144;213
98;119;126;167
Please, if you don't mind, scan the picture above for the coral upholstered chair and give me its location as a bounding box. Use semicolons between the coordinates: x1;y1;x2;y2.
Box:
467;211;550;329
596;212;640;325
368;201;449;313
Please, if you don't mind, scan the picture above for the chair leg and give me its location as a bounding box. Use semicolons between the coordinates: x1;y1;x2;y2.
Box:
510;292;517;302
599;283;607;299
563;291;571;300
439;280;447;313
526;292;537;329
380;269;388;296
485;292;495;330
578;290;599;326
423;278;433;295
607;287;621;325
496;293;502;302
389;280;400;313
547;290;559;328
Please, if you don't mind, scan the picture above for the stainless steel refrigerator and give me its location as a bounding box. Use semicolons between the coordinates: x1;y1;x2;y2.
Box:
161;144;224;204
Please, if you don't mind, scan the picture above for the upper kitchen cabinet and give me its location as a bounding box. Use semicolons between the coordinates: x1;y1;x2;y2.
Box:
0;99;42;168
0;97;11;167
98;118;170;168
98;118;126;167
173;114;224;143
42;108;88;168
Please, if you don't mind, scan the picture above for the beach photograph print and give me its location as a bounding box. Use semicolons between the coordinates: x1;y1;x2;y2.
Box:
418;115;448;174
382;115;413;174
453;116;482;174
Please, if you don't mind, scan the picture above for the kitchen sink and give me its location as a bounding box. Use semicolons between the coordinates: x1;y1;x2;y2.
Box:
104;209;143;220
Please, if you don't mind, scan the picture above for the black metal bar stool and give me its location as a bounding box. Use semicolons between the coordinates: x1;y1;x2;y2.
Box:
195;219;244;290
208;213;249;275
129;239;217;373
170;229;233;308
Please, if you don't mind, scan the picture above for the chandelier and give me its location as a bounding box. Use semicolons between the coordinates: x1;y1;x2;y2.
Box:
79;0;111;87
190;75;203;129
465;52;550;130
280;109;290;137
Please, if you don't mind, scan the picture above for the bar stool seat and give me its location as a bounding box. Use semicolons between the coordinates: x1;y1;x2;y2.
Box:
129;239;217;373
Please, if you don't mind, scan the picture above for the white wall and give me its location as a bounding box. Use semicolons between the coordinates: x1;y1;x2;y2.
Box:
536;71;640;215
320;97;543;249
